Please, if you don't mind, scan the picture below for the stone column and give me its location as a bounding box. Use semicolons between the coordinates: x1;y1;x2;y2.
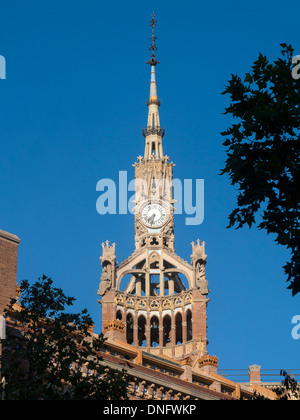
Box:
145;272;150;296
146;314;151;347
133;311;138;346
171;311;176;346
159;312;163;347
159;272;164;296
182;309;187;343
168;275;174;295
136;276;142;296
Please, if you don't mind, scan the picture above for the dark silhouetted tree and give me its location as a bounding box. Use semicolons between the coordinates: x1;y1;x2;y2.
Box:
0;275;128;400
221;44;300;295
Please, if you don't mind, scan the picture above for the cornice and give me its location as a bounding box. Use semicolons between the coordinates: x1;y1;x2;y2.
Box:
0;229;21;245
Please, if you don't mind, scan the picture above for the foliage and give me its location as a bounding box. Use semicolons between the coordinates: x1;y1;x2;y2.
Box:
251;370;299;400
221;43;300;295
273;370;299;400
0;275;128;400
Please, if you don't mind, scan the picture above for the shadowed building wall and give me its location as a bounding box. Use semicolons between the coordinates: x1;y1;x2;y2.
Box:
0;229;21;316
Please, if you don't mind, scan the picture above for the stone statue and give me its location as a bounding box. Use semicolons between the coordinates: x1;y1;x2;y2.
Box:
98;264;112;296
195;261;209;295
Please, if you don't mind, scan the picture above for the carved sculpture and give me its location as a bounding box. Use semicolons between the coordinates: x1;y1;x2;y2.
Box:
191;239;209;294
195;261;209;295
98;241;116;297
98;265;112;296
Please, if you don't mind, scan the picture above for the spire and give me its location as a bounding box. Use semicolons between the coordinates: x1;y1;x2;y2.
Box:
147;13;159;104
142;13;165;160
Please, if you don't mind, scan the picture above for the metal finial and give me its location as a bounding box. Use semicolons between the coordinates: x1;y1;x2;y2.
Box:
149;13;157;54
146;13;159;66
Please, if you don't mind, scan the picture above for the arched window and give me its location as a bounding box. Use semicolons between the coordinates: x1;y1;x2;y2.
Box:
186;309;192;341
150;316;159;347
163;315;171;346
126;313;134;345
116;310;122;321
175;312;182;344
138;315;146;346
152;142;156;154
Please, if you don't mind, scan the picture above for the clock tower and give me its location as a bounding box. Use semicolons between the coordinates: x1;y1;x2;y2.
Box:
98;14;210;362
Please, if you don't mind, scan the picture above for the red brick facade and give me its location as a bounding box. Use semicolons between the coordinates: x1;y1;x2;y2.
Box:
0;230;21;316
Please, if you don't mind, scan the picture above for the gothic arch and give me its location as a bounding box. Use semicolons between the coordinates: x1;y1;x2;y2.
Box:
186;309;192;341
163;315;171;346
138;315;146;347
149;251;160;268
126;313;134;345
115;249;148;289
175;312;182;344
150;316;159;347
116;310;123;321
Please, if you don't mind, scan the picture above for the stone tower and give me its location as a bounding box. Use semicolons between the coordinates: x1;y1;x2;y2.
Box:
98;15;210;362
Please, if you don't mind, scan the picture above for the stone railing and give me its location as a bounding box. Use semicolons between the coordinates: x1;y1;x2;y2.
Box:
114;290;193;311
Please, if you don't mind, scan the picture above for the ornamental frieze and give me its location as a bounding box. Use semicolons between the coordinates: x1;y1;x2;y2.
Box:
114;290;193;311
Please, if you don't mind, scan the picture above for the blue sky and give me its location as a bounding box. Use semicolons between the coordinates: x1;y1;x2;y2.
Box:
0;0;299;376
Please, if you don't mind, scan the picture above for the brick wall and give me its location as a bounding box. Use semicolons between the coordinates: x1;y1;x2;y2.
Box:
0;230;21;315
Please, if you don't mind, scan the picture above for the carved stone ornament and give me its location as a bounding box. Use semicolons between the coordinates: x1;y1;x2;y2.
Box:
98;267;112;296
198;354;219;369
195;261;209;295
98;241;116;296
103;319;125;333
191;239;207;262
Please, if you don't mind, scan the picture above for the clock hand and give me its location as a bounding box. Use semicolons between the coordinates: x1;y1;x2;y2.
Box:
148;214;155;225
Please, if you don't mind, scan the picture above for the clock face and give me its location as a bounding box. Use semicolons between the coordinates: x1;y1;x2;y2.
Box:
141;202;168;227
